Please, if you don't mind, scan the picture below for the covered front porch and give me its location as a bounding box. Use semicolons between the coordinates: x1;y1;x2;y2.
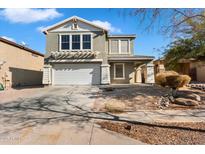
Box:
107;56;155;84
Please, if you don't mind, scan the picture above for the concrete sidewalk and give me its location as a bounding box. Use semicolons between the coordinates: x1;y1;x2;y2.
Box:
119;109;205;123
0;121;144;145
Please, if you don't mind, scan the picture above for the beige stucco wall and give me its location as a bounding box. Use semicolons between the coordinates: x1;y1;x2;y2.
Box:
0;41;44;87
110;62;135;84
197;66;205;82
186;61;205;82
194;62;205;82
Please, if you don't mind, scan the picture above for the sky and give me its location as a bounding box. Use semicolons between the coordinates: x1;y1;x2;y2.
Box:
0;8;172;58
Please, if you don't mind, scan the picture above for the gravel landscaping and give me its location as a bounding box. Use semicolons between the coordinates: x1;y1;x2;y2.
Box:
93;84;205;111
97;121;205;144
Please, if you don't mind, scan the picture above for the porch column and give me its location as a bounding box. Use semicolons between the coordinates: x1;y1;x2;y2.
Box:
129;71;135;84
101;64;110;85
146;63;155;84
43;65;52;85
135;67;142;83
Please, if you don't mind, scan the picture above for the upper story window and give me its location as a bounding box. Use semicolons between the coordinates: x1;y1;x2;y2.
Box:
109;39;130;54
72;35;80;50
120;40;129;54
61;35;70;50
110;40;119;54
83;34;91;49
59;34;92;51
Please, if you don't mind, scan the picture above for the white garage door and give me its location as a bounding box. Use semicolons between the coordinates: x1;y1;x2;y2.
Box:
53;63;101;85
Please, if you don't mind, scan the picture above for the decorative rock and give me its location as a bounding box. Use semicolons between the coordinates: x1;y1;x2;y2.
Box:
174;98;199;106
192;94;201;102
169;96;175;103
177;91;201;102
104;87;114;92
124;125;132;131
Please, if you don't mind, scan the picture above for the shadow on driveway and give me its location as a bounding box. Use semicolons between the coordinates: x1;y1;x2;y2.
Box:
0;89;204;136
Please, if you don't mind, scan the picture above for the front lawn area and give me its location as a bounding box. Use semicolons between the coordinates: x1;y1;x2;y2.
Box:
93;84;205;111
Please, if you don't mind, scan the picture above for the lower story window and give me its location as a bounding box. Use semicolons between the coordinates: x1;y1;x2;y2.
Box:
114;63;125;79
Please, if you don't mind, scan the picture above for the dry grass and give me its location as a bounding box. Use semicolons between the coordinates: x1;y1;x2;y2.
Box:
105;100;126;113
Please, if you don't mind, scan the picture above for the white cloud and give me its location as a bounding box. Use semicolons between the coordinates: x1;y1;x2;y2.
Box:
92;20;122;33
0;8;62;24
1;36;16;42
20;41;27;46
36;26;50;32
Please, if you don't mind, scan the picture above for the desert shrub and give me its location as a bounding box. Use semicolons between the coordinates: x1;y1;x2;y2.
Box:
156;71;191;89
156;71;179;87
156;71;191;97
179;75;191;87
165;75;183;89
105;100;125;113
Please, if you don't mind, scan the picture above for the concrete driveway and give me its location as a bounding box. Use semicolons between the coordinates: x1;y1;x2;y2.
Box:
1;85;204;144
0;86;143;144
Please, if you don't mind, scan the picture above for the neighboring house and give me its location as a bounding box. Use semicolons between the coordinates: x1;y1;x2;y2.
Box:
154;56;205;83
153;57;165;80
42;16;155;85
178;57;205;83
0;37;44;88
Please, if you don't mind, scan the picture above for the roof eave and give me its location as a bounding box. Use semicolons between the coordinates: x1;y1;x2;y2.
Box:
43;31;48;35
108;57;154;61
0;37;44;57
108;35;136;38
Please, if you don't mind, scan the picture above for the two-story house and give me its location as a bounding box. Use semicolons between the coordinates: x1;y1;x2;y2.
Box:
42;16;155;85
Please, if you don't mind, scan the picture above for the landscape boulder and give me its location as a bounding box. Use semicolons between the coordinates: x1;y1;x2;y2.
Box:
177;91;201;102
174;98;199;106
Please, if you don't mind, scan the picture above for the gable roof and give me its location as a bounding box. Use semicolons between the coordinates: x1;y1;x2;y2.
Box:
43;16;108;34
0;37;44;57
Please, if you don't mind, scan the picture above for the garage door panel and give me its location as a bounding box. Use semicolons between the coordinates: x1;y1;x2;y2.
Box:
53;63;101;85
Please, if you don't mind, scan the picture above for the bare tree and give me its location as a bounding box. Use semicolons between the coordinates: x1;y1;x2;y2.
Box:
126;8;205;38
